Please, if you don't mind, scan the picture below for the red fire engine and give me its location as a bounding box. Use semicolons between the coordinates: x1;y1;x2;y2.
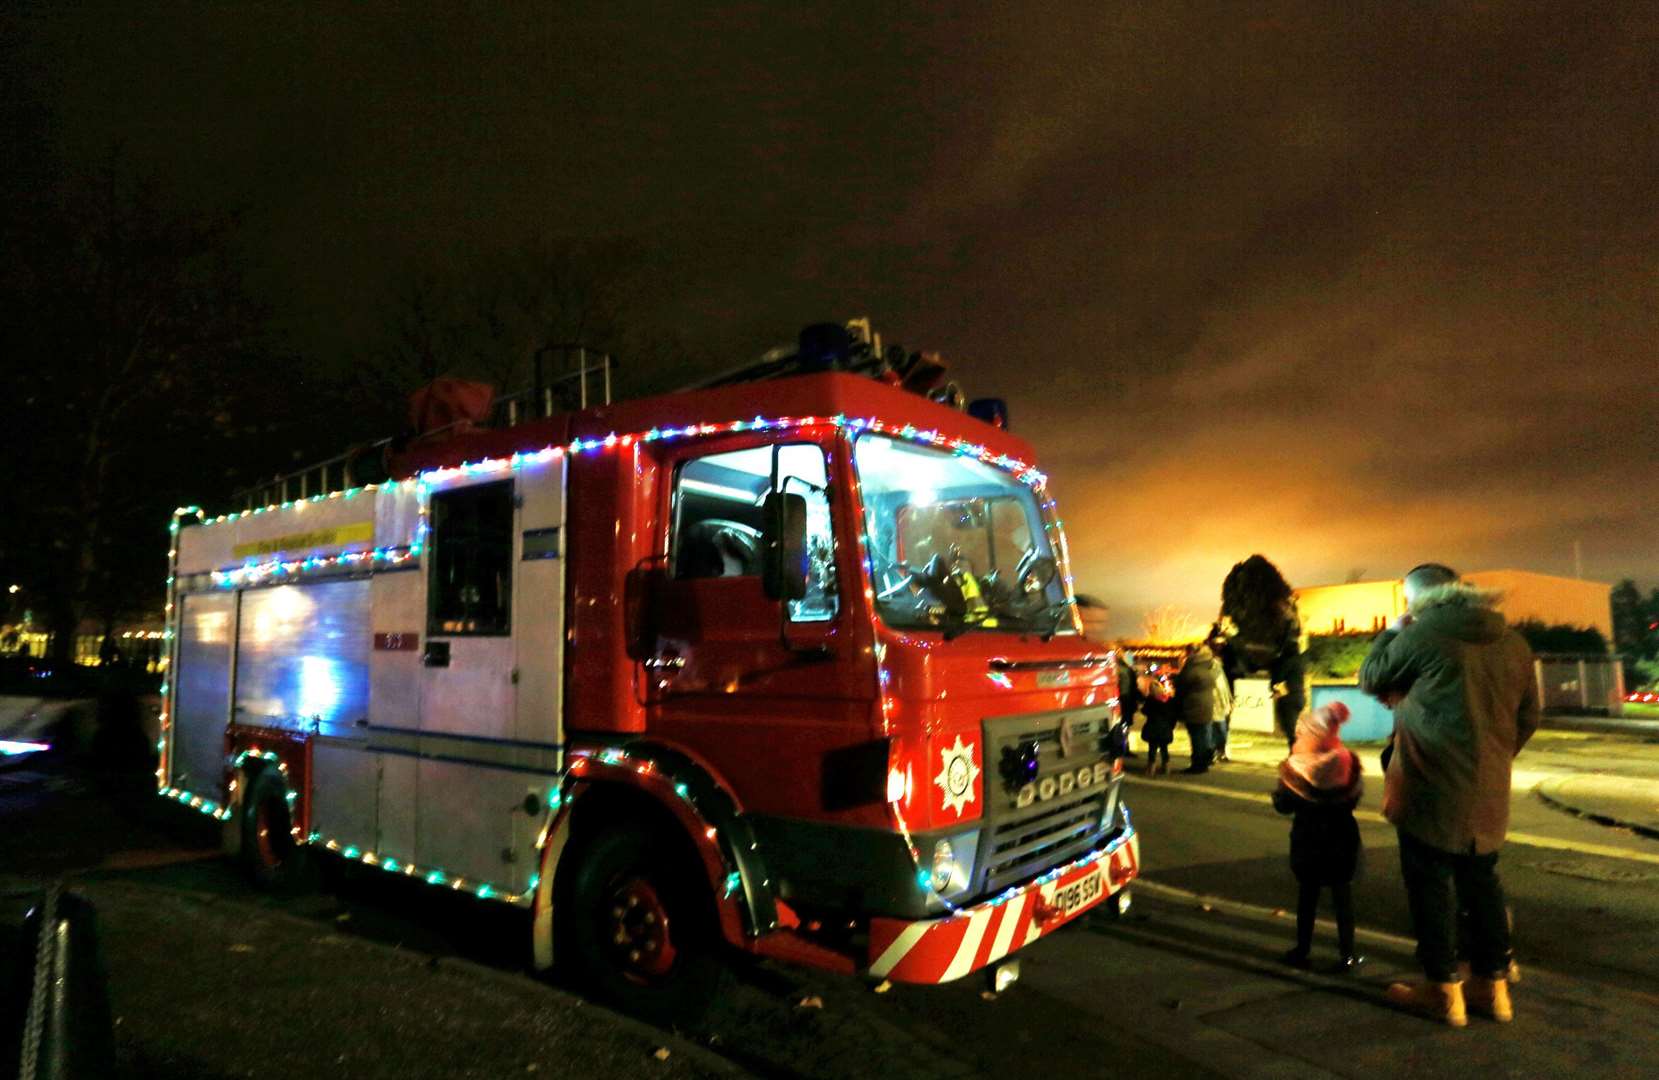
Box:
158;325;1139;1018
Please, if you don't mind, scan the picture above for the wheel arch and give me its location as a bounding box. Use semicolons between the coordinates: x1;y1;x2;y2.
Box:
531;742;779;970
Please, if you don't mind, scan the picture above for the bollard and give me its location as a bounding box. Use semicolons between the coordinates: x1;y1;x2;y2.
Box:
4;886;117;1080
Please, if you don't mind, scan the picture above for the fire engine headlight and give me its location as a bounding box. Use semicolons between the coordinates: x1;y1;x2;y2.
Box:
930;840;959;892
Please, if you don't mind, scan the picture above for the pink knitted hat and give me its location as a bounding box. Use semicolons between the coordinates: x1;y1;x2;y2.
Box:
1282;702;1360;795
1295;701;1350;748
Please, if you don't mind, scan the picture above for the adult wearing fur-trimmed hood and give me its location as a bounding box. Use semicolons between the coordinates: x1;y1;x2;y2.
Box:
1360;564;1540;1028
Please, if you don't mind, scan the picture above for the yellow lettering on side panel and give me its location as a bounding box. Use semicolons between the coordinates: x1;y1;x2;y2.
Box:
232;521;376;559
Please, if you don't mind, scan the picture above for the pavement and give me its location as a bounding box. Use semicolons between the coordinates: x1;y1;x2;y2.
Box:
79;880;736;1080
0;763;737;1080
1536;774;1659;839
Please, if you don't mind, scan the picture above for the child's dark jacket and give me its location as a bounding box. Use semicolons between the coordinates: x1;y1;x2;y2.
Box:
1272;755;1362;886
1140;691;1180;746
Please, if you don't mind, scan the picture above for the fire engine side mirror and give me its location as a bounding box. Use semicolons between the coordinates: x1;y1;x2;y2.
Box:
761;492;809;603
624;566;663;660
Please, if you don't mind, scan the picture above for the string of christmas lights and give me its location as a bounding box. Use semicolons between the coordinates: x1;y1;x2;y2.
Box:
184;413;1050;536
207;543;420;588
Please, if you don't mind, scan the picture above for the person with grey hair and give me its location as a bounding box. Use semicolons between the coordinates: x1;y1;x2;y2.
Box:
1360;563;1540;1027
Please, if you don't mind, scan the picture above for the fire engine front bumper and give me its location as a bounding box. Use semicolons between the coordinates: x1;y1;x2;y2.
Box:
866;826;1139;984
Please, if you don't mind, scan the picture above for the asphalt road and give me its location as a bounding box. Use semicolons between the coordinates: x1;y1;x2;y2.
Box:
1119;748;1659;996
7;730;1659;1079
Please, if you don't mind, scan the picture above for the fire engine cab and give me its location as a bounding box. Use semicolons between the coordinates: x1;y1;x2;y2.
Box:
159;324;1139;1018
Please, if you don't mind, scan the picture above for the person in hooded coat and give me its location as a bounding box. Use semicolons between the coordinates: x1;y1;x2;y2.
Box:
1360;563;1540;1027
1174;641;1222;773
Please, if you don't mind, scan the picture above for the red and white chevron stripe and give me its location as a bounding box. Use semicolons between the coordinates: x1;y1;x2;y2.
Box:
867;829;1140;984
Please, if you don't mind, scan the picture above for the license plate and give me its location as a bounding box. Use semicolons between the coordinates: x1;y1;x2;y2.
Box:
1046;863;1105;923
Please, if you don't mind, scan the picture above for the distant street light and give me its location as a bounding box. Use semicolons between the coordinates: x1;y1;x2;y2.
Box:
7;584;18;594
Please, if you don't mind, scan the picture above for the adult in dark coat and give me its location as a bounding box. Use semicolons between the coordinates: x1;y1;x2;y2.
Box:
1360;563;1540;1026
1174;643;1220;773
1219;555;1306;750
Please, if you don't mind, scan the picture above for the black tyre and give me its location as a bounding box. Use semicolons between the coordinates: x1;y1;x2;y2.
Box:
558;823;729;1026
238;767;309;893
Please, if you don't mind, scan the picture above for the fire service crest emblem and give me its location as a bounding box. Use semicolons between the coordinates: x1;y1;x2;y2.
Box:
934;735;981;818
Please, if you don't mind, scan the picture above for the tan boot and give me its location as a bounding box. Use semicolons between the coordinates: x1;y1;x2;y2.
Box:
1465;976;1513;1023
1385;980;1468;1027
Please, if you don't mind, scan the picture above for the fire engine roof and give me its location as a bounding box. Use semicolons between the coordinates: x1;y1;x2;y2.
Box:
389;372;1037;479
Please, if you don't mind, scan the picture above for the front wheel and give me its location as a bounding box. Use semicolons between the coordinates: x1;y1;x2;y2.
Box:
559;824;729;1026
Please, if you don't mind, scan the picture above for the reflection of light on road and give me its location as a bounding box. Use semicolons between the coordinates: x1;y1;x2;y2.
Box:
297;655;342;719
0;739;51;756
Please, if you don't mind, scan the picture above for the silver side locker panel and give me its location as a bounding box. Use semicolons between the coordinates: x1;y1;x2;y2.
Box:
310;739;378;850
377;752;418;857
516;456;567;748
369;571;424;730
421;637;515;739
374;483;424;551
234;580;371;732
416;758;540;893
171;592;237;794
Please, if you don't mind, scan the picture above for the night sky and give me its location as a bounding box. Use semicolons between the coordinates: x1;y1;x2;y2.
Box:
12;3;1658;632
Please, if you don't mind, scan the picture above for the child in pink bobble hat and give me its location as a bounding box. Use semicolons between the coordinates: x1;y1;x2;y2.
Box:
1272;700;1365;972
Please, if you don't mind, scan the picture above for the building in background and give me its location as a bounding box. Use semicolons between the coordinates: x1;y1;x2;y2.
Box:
1297;569;1623;719
1295;569;1613;642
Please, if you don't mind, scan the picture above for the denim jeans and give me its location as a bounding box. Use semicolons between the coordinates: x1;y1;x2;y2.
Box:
1209;718;1229;758
1398;830;1511;981
1183;722;1211;769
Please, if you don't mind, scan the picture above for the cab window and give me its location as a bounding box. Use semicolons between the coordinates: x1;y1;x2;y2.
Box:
671;443;838;623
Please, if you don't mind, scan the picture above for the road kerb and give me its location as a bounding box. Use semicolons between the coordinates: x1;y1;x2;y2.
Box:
1534;777;1659;843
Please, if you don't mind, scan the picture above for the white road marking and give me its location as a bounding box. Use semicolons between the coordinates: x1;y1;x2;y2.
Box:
1125;775;1659;867
1130;878;1420;951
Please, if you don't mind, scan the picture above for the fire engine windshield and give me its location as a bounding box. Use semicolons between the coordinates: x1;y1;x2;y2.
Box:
853;434;1073;637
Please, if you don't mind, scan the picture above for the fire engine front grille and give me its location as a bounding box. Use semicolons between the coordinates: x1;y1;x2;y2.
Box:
978;704;1116;897
981;787;1107;895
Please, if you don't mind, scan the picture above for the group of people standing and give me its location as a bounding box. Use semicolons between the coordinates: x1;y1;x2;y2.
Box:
1122;554;1307;776
1112;555;1541;1028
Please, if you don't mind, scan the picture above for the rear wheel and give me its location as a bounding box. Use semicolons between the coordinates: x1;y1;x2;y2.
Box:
238;767;309;893
559;823;728;1026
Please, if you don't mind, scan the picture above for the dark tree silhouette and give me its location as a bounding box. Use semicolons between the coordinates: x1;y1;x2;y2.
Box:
0;154;283;661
